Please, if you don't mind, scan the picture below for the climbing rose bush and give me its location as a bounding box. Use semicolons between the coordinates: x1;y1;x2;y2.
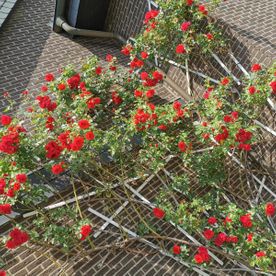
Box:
0;1;275;274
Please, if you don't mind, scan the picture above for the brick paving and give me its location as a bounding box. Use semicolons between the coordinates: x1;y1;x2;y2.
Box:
0;0;275;275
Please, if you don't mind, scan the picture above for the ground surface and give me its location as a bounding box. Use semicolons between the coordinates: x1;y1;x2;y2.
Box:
0;0;275;275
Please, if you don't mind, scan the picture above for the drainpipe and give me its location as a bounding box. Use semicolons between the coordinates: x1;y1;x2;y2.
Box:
53;0;126;44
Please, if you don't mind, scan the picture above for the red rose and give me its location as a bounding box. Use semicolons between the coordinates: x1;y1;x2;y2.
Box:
226;235;238;243
1;115;12;126
58;83;66;91
85;131;95;141
134;90;143;98
265;202;275;217
240;214;252;228
238;143;251;151
152;71;163;81
203;229;214;240
45;73;55;82
158;124;167;131
95;67;102;75
13;182;21;191
248;86;256;95
153;207;165;219
270;81;276;93
71;136;84;152
176;44;186;54
16;173;27;183
0;204;12;214
51;163;64;175
194;254;204;264
181;21;191;32
140;72;149;80
6;228;29;249
106;54;113;62
186;0;193;6
78;119;90;130
173;101;182;110
0;270;6;276
146;89;155;98
214;232;227;247
231;111;239;120
221;77;230;86
141;52;149;59
255;251;266;258
198;5;208;15
178;141;187;152
223;115;233;123
247;233;253;242
41;85;48;92
80;224;92;240
206;33;214;40
251;64;262;72
173;244;181;255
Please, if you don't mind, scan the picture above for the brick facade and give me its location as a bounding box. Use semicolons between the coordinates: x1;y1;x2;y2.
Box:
0;0;275;275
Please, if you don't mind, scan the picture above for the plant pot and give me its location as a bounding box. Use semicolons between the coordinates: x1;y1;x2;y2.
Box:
67;0;110;31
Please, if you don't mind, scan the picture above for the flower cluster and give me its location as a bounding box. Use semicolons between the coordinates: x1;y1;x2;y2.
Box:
5;228;29;249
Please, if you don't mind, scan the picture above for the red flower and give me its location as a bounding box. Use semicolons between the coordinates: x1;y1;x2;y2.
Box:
1;115;12;126
178;141;187;152
13;182;21;191
270;81;276;94
251;64;262;72
45;141;62;159
221;77;230;86
265;202;275;217
153;207;165;219
248;86;256;95
231;111;239;120
152;71;163;81
85;131;95;141
194;254;204;264
141;52;149;59
41;85;48;92
95;67;102;75
0;204;12;214
173;244;181;255
255;251;266;258
0;270;6;276
214;232;227;247
186;0;193;6
235;129;252;143
45;73;54;82
106;54;113;62
176;44;186;54
51;163;64;175
6;228;29;249
226;235;238;243
203;229;214;240
173;101;182;111
71;136;84;152
134;90;143;98
58;83;66;91
78;119;90;130
194;247;210;263
238;143;251;151
140;72;149;80
223;115;233;123
224;216;232;225
16;173;27;183
80;225;92;240
146;89;155;98
240;214;252;228
206;33;214;40
198;5;208;15
158;124;167;131
247;233;253;242
67;74;81;89
181;21;191;32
